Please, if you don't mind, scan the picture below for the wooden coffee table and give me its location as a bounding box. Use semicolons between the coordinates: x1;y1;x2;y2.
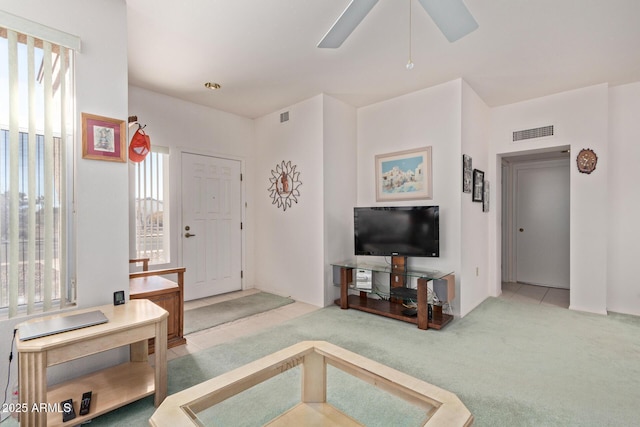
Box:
150;341;473;426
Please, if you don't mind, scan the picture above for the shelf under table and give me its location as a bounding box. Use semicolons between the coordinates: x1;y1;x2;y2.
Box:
336;296;453;330
47;362;155;427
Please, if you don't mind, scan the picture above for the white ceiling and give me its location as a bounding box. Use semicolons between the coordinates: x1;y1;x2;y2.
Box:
126;0;640;119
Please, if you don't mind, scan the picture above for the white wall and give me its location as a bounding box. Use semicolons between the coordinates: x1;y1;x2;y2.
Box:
608;82;640;316
0;0;129;385
322;95;357;306
357;80;465;314
489;84;609;314
253;96;325;306
127;86;256;286
460;81;491;315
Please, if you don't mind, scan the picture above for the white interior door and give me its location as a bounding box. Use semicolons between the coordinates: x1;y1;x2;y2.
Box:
181;152;242;300
515;161;570;288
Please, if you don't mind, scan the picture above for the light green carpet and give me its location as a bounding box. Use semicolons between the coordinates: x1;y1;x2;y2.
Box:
183;292;294;335
88;297;640;426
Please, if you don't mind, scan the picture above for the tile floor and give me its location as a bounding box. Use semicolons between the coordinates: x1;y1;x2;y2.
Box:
166;288;320;361
499;282;570;308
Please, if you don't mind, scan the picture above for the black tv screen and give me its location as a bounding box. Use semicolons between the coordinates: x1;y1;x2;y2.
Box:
354;206;439;257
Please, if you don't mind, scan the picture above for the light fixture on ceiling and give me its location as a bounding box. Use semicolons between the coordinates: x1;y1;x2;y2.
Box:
406;0;414;70
204;82;221;90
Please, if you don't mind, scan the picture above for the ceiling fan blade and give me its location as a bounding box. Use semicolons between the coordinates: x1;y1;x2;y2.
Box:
417;0;478;42
318;0;379;48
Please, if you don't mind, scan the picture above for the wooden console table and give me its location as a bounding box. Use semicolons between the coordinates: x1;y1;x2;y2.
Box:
16;299;168;427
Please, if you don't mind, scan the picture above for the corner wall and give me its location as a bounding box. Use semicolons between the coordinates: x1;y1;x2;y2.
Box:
607;82;640;316
460;81;491;315
322;95;357;306
253;96;325;306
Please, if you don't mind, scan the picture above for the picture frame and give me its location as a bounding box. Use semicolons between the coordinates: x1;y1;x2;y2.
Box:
375;146;433;202
82;113;126;162
472;169;484;202
483;180;490;212
462;154;472;193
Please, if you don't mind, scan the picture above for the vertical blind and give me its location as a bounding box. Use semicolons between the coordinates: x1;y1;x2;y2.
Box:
1;16;77;318
135;148;169;265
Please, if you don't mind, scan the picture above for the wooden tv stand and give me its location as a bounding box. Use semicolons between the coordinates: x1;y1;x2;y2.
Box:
16;299;168;426
333;258;454;330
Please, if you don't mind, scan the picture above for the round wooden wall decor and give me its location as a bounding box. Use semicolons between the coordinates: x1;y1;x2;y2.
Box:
576;148;598;174
268;160;302;211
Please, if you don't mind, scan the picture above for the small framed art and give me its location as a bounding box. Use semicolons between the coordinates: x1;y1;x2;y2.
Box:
82;113;126;162
472;169;484;202
462;154;472;193
483;180;490;212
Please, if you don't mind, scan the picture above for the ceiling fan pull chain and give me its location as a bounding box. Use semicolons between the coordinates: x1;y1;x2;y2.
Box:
407;0;414;70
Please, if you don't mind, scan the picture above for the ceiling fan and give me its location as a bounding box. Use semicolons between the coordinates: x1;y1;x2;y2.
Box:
318;0;478;48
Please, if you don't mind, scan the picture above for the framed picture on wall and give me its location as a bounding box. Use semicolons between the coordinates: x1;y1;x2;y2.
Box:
483;180;490;212
375;146;433;202
81;113;126;162
472;169;484;202
462;154;472;193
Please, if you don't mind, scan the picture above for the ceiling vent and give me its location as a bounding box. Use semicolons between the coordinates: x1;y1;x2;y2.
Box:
513;125;554;142
280;111;289;123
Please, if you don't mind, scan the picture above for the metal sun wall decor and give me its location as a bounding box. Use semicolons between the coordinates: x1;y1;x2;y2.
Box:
268;160;302;211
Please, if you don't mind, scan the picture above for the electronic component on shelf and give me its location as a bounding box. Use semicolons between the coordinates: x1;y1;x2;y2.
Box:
61;398;76;422
79;391;92;416
355;269;372;290
390;287;417;300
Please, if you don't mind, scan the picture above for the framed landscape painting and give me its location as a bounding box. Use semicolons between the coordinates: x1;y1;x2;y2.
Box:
375;146;433;202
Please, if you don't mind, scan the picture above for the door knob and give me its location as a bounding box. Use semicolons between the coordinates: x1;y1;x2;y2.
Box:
184;232;196;238
519;228;524;232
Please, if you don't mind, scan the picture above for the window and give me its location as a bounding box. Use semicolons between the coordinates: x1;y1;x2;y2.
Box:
133;147;170;265
0;15;78;318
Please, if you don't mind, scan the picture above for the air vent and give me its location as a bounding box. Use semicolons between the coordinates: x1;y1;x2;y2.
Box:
513;125;554;142
280;111;289;123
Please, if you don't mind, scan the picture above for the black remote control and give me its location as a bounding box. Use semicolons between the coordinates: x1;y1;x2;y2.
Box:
61;398;76;422
79;391;92;416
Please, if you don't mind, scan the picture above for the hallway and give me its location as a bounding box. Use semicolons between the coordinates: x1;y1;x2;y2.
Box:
500;282;570;308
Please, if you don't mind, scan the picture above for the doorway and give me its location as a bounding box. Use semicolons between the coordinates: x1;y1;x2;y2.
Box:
181;152;242;301
501;150;570;298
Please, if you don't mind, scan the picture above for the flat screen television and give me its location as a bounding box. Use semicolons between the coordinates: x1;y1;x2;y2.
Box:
354;206;439;257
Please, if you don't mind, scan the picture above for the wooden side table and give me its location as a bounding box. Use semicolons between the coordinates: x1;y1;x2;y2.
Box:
129;267;186;352
16;299;168;427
